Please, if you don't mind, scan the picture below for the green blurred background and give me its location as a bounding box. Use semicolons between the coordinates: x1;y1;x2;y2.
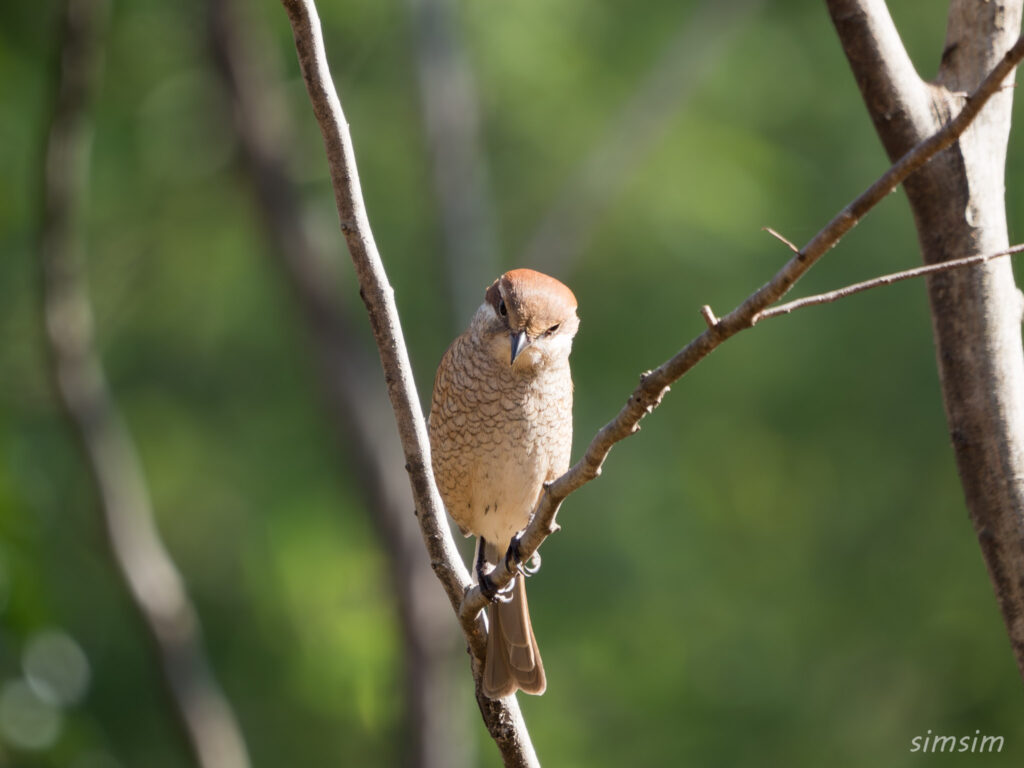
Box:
3;0;1024;765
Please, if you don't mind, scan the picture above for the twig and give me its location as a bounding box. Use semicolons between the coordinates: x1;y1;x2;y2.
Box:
37;2;250;767
277;1;537;765
762;226;799;254
699;304;719;328
460;31;1024;621
754;244;1024;322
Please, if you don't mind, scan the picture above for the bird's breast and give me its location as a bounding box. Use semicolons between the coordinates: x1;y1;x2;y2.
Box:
428;335;573;547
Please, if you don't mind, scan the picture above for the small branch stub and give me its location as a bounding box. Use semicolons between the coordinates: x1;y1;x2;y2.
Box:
700;304;719;328
763;226;800;254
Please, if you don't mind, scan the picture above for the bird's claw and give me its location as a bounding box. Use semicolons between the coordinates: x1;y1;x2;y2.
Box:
478;571;515;603
475;534;540;603
523;551;542;575
506;534;541;577
478;570;498;602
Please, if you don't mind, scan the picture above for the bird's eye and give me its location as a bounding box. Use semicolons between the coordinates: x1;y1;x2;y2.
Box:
546;323;560;335
498;300;508;317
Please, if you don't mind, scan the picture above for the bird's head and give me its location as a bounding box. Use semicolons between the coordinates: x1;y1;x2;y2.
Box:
472;268;579;369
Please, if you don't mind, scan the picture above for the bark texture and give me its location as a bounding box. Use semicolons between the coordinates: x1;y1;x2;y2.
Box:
828;0;1024;676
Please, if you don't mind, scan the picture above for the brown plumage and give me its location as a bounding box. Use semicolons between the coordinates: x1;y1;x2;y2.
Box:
429;269;579;698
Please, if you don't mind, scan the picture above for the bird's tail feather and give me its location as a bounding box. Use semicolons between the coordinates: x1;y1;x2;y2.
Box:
483;575;546;698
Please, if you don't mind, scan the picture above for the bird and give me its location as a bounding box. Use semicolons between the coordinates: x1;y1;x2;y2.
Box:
429;268;580;698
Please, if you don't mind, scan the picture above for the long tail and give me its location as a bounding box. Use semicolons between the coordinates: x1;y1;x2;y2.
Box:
483;574;546;698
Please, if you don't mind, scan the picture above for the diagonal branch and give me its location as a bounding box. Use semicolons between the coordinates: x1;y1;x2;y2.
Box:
460;30;1024;620
277;0;466;606
37;2;251;767
277;0;537;765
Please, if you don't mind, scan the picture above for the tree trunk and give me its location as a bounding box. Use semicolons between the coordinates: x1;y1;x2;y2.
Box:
830;0;1024;677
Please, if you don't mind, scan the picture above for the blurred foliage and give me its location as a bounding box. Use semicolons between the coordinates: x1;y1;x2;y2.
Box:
3;0;1024;766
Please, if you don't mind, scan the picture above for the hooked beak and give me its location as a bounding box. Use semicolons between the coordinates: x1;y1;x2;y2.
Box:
510;330;530;365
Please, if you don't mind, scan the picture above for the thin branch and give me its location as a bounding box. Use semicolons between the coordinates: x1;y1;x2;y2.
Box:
37;2;250;767
827;0;936;158
277;0;467;606
277;1;537;765
755;243;1024;322
460;31;1024;621
519;0;763;273
206;1;471;766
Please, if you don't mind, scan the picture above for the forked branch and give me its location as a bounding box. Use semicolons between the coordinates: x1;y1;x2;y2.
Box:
826;0;935;156
459;31;1024;620
755;244;1024;322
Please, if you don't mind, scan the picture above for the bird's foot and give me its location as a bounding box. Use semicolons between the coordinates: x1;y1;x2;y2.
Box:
477;560;515;604
506;534;541;577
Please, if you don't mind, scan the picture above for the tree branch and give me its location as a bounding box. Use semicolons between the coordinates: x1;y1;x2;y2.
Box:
754;243;1024;322
207;1;471;766
37;2;250;767
826;0;935;158
835;0;1024;679
460;30;1024;620
277;0;467;606
905;2;1024;678
277;0;537;764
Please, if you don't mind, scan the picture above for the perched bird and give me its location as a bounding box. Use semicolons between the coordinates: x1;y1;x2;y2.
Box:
429;268;580;698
